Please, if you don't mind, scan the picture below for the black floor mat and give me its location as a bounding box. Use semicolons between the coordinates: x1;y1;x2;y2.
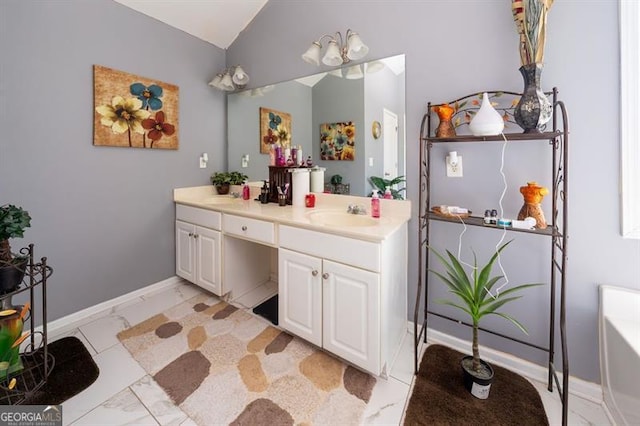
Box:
0;336;99;405
252;295;278;325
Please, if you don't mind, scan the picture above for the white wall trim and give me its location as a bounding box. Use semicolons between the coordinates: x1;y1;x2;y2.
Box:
620;0;640;239
408;322;603;404
46;276;184;337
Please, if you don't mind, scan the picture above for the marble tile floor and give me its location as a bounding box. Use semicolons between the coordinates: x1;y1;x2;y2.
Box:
53;280;610;425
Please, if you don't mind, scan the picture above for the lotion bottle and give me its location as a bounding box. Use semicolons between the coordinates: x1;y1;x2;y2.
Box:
383;186;393;199
371;190;380;218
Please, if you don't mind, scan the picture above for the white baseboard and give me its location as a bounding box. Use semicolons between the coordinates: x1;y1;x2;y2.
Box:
408;322;603;404
46;276;184;338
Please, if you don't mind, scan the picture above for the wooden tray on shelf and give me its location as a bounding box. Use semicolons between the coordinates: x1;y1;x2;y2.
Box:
431;206;471;219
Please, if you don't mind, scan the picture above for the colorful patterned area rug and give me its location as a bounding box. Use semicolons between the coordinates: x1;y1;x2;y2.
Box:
117;293;376;425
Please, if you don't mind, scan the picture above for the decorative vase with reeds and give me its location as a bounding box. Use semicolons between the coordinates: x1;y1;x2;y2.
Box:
512;0;554;133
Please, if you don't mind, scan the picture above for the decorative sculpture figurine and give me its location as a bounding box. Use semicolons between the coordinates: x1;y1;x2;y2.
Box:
517;181;549;229
433;104;456;138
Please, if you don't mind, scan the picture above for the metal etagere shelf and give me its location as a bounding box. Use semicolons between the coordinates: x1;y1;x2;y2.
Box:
413;88;569;425
0;244;54;404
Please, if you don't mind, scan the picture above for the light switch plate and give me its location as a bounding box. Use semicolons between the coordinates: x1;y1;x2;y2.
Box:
446;155;463;177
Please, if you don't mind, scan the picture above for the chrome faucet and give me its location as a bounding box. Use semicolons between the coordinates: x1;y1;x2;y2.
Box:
347;204;367;215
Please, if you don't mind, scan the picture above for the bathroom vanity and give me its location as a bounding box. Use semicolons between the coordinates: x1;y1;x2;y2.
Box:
174;185;410;376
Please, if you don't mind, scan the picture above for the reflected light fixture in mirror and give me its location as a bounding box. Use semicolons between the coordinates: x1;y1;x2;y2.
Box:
345;64;364;79
302;29;369;66
209;65;250;91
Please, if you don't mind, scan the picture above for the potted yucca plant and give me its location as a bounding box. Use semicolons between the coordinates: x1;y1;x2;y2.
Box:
429;240;541;399
0;204;32;295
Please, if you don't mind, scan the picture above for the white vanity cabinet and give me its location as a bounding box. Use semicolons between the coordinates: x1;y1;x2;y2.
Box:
278;224;405;376
175;205;223;296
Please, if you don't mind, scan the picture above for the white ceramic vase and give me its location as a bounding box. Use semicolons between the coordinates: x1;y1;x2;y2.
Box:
469;92;504;136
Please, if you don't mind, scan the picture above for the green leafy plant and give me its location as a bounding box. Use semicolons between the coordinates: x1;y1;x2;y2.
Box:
0;204;32;265
429;240;541;373
210;171;248;186
369;175;406;200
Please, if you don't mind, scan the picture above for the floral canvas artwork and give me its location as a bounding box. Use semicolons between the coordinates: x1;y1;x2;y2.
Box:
260;107;291;154
320;122;355;161
94;65;179;149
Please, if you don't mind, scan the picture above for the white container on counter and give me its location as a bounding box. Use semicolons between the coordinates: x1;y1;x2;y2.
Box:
289;168;311;207
310;167;326;193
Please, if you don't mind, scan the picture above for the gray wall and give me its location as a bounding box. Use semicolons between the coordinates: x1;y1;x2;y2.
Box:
364;66;406;195
227;81;313;181
313;76;364;195
0;0;226;320
227;0;640;383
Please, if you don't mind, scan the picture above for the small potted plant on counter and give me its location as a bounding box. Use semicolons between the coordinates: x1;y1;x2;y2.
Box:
428;240;541;399
210;171;248;195
0;204;32;294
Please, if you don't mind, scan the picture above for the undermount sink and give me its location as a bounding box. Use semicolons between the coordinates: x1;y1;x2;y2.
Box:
307;210;380;227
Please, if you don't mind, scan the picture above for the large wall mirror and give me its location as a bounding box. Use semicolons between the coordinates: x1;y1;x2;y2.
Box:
227;54;406;198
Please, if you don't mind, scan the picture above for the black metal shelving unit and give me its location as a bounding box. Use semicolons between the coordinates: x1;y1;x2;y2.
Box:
413;89;569;425
0;244;54;404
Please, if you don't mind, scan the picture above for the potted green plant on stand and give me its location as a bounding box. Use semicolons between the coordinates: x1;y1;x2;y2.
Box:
428;240;541;399
210;171;248;195
0;204;31;295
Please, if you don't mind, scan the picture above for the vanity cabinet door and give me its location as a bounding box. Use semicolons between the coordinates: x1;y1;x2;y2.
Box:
176;220;196;283
279;248;322;347
195;226;222;296
176;221;222;296
322;260;380;374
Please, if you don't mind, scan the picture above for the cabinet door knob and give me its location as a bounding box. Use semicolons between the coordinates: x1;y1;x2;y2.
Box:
322;272;329;279
312;270;318;276
188;232;194;237
194;234;199;239
241;225;248;231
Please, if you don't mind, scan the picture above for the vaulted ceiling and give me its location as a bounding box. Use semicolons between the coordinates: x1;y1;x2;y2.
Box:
113;0;268;49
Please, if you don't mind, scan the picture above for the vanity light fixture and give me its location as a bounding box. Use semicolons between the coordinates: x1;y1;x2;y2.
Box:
208;65;250;91
302;29;369;67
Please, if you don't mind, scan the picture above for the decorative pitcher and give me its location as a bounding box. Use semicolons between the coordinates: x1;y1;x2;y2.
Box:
433;104;456;138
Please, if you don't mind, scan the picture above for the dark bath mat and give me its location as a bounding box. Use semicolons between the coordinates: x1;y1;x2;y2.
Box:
253;295;278;325
404;344;549;425
0;336;99;405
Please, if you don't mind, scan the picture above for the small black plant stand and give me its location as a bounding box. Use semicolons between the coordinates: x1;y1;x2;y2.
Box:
0;244;54;404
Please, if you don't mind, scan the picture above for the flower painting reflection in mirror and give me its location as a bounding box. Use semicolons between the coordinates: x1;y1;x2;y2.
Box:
320;121;355;161
260;107;291;154
93;65;178;149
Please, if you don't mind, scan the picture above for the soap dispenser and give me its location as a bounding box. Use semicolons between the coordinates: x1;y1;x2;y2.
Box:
260;180;269;204
383;186;393;199
371;190;380;218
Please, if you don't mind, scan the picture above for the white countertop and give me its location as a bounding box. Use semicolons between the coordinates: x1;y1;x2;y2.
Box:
174;186;411;242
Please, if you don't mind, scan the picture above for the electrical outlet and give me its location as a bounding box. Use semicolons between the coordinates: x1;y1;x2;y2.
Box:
446;155;463;177
241;154;249;168
199;158;207;168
